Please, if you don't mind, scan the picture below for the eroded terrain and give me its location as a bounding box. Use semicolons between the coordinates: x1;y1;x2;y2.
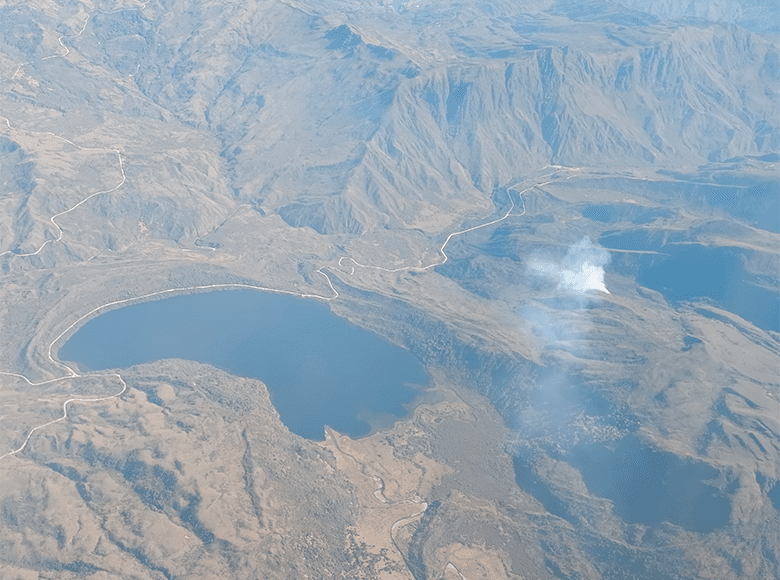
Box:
1;0;778;578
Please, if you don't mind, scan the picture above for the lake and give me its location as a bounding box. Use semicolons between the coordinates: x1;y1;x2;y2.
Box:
514;435;731;534
58;290;430;440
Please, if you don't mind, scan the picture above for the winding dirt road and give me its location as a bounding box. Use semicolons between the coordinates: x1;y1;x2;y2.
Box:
0;0;583;467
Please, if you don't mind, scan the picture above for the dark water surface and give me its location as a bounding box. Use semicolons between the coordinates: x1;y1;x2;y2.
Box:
601;232;779;333
513;435;731;534
59;290;429;440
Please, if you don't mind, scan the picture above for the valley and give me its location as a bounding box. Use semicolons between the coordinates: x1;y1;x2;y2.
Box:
0;1;778;579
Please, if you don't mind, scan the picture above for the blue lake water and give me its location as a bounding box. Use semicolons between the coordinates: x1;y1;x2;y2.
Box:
58;290;429;440
513;436;731;534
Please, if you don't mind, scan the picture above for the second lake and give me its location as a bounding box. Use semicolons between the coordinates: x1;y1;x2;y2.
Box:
58;289;429;440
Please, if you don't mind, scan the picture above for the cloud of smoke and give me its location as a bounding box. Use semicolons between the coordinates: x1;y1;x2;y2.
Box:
512;236;617;452
529;236;610;295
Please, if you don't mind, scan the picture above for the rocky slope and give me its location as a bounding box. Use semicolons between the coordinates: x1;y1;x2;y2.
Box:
0;1;778;579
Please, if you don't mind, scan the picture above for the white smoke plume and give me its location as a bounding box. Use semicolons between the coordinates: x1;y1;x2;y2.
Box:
529;236;610;294
513;236;616;451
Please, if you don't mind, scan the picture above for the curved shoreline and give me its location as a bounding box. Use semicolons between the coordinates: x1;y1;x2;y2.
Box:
0;0;579;462
0;174;560;461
